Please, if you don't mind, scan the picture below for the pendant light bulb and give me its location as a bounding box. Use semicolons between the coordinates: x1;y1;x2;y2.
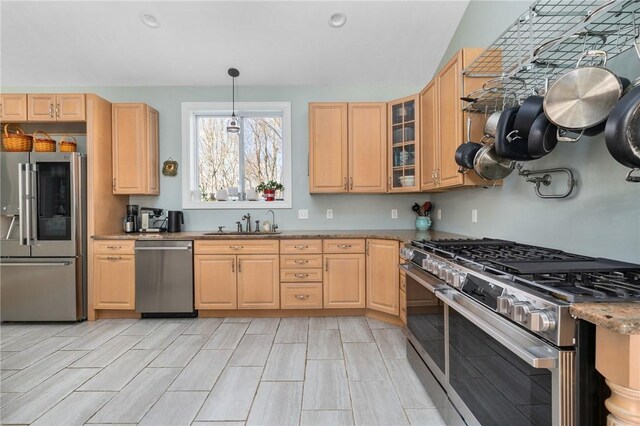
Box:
227;68;240;135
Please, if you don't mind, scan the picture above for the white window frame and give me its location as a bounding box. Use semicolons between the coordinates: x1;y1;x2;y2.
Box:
181;101;292;209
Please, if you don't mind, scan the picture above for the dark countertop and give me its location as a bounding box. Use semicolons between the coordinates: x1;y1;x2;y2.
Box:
92;229;465;243
570;303;640;335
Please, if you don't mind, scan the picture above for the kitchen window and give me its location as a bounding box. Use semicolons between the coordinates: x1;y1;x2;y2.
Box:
182;102;292;209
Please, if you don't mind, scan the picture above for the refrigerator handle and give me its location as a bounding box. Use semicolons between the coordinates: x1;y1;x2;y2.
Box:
23;163;35;245
18;163;25;245
29;163;38;244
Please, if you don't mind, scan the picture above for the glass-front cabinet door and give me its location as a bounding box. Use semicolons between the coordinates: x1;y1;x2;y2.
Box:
388;95;420;192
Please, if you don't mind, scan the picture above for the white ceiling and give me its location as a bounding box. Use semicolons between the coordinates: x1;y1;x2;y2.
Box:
0;1;470;87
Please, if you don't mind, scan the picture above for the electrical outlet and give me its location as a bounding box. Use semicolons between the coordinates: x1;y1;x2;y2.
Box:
326;209;333;219
391;209;398;219
437;209;442;220
471;209;478;223
298;209;309;219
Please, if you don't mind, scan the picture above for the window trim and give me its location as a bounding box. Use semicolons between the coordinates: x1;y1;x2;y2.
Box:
181;101;292;209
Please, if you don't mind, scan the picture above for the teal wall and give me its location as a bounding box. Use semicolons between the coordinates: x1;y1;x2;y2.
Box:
431;0;640;263
2;85;428;231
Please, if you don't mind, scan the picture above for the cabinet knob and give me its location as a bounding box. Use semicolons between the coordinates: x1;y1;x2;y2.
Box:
349;176;353;190
295;294;310;301
294;259;309;264
294;273;309;279
344;177;348;190
337;244;352;249
55;104;60;118
48;104;54;118
106;246;122;249
106;256;122;260
231;259;235;273
325;258;328;272
294;245;308;249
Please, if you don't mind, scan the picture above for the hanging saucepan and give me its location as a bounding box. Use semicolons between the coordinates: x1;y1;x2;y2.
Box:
455;115;484;171
544;50;625;143
473;142;515;181
527;113;559;159
494;106;535;161
512;95;545;140
484;110;502;138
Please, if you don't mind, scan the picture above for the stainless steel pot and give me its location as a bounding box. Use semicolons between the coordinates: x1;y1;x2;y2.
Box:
473;142;515;181
484;110;502;138
544;50;623;136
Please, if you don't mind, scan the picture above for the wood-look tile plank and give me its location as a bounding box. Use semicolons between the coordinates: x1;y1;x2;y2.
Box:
246;317;280;335
262;343;306;381
308;329;343;360
0;392;22;408
192;423;245;426
366;317;398;330
71;335;142;368
0;335;77;370
55;321;110;337
223;317;253;323
79;349;161;391
338;317;374;343
405;408;447;426
87;367;181;424
228;334;274;367
385;358;436;409
302;360;350;410
119;319;166;336
134;321;190;350
1;325;70;352
0;368;98;425
203;323;249;350
139;391;208;426
274;317;309;343
246;381;303;426
0;369;19;380
309;316;339;330
149;334;207;368
349;380;409;426
182;318;224;335
63;322;133;351
169;349;232;391
195;366;263;421
31;391;115;426
301;410;354;426
372;328;407;359
1;350;88;393
343;343;390;382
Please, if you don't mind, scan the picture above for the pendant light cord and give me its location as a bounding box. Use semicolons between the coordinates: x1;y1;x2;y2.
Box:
232;76;236;117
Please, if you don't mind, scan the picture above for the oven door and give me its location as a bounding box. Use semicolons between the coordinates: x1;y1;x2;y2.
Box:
438;289;575;426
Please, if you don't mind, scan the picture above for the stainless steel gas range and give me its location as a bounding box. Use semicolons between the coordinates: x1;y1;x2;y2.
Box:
400;238;640;426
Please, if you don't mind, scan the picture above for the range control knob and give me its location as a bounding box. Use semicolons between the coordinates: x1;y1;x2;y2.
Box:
438;265;450;280
401;247;415;261
530;310;556;333
496;295;518;315
445;268;455;285
512;302;535;324
452;272;467;289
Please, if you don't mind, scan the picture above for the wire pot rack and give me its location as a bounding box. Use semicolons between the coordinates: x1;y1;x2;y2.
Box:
462;0;640;113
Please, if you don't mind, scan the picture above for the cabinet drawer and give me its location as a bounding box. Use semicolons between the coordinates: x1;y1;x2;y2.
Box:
281;283;323;309
280;268;322;282
280;239;322;254
195;240;279;255
94;240;135;255
400;271;406;293
323;239;365;253
280;254;323;269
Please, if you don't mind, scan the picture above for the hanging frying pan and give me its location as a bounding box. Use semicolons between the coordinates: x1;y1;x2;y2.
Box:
513;95;544;140
527;113;558;159
495;106;535;161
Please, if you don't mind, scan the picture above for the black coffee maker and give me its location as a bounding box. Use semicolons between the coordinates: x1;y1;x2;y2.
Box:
124;204;139;233
167;210;184;233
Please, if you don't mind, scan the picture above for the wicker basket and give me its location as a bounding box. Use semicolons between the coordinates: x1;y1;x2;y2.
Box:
2;124;33;152
33;130;56;152
59;135;77;152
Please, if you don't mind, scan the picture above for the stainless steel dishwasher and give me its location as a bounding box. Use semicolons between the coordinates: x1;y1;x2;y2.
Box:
134;240;194;316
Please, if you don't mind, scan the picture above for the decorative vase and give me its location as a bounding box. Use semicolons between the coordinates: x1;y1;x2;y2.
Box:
415;216;432;231
263;189;276;201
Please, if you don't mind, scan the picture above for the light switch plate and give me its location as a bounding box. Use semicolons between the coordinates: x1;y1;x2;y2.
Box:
298;209;309;219
437;209;442;220
326;209;333;219
472;209;478;223
391;209;398;219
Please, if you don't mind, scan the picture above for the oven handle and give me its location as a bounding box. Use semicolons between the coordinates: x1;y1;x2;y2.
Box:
401;264;448;293
437;290;559;369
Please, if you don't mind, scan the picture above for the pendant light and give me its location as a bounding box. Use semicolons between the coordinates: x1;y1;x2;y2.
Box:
227;68;240;134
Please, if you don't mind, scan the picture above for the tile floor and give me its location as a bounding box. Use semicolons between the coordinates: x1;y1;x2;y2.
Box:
0;316;446;426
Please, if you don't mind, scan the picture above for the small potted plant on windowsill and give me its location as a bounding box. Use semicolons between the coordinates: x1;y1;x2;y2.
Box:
256;180;284;202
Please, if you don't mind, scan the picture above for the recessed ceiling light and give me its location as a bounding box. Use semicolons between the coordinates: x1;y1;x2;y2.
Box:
140;11;160;29
329;12;347;28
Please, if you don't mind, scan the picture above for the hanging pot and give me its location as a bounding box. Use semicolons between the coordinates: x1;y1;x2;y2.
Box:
513;95;544;140
473;142;515;181
455;142;483;171
494;106;535;161
527;113;558;159
484;110;502;138
544;50;624;141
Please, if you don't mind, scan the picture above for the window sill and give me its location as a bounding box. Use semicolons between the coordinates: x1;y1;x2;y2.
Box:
182;200;292;210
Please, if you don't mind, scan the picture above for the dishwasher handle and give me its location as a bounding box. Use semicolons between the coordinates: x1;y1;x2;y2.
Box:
134;246;192;251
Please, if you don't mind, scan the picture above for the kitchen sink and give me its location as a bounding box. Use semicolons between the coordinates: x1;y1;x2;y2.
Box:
203;231;281;236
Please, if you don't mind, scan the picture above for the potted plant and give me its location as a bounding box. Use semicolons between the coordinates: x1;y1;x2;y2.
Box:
256;180;284;201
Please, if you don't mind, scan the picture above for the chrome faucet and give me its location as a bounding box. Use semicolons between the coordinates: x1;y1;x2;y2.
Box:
241;213;251;233
236;221;243;232
265;209;277;233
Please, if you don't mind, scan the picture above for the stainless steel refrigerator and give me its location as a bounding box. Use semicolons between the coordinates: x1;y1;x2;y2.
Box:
1;152;86;321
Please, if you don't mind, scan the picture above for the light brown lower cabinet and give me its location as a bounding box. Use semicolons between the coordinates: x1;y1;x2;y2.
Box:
237;255;280;309
93;254;135;310
194;255;237;309
323;253;366;308
366;239;400;315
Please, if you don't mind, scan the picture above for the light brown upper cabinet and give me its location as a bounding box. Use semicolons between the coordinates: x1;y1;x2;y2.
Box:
0;94;27;122
366;239;400;315
421;48;489;190
388;95;420;192
27;93;85;122
309;102;387;193
112;103;159;195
